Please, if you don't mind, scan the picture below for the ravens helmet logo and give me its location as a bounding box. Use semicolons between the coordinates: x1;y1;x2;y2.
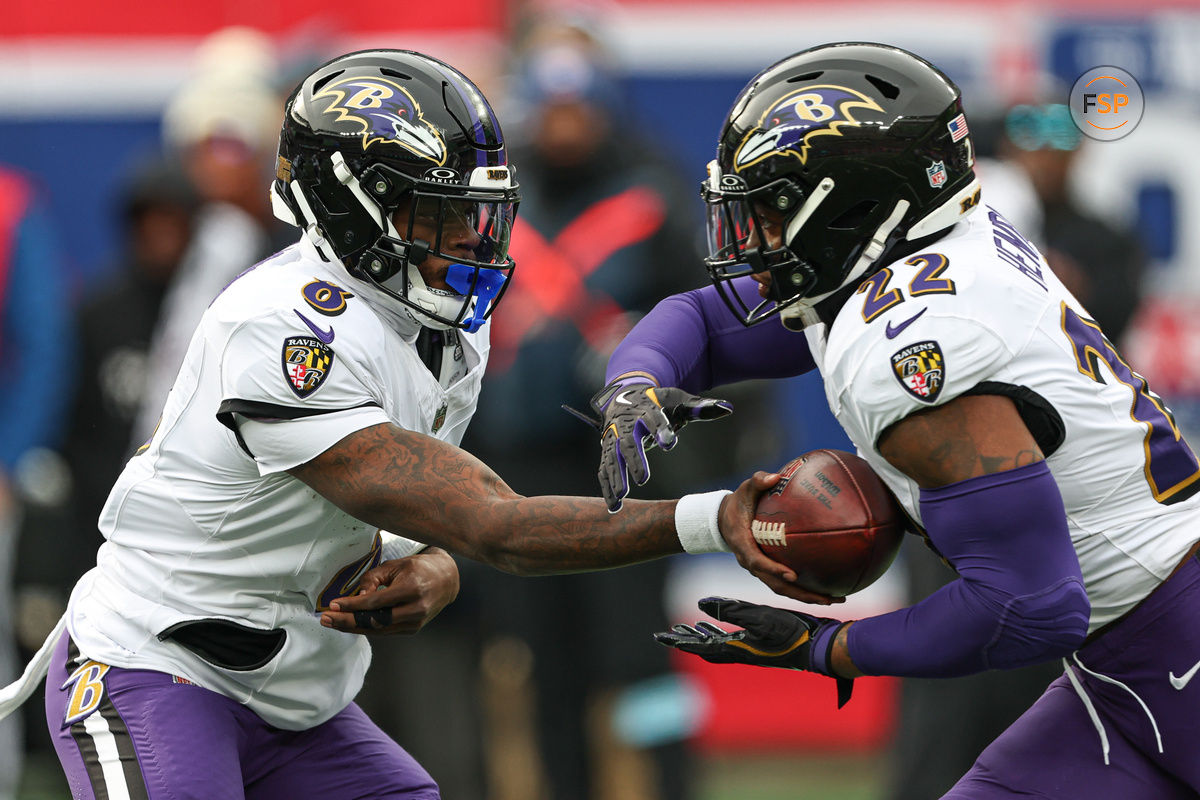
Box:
734;85;884;170
313;77;447;164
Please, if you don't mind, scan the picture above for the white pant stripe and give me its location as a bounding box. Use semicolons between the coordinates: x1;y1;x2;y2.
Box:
81;708;133;800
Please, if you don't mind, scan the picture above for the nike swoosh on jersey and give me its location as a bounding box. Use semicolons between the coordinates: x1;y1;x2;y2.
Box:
295;310;335;344
885;307;928;339
1169;658;1200;690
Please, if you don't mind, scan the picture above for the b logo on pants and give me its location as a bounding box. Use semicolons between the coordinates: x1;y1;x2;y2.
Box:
62;660;111;727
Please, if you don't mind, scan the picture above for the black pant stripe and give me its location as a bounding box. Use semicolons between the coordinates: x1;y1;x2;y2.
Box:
61;634;150;800
98;697;150;800
68;718;111;800
63;637;111;798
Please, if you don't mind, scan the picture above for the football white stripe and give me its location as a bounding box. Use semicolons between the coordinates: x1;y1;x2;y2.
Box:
751;519;787;547
81;709;133;800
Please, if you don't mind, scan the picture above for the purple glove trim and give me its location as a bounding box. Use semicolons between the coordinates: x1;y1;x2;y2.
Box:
606;278;815;393
848;461;1090;678
807;620;845;676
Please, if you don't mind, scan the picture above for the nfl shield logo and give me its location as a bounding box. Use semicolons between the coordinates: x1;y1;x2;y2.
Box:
281;336;335;398
926;161;948;188
891;340;945;403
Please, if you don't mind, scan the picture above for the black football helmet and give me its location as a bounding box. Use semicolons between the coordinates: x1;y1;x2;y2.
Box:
702;42;981;328
272;49;520;331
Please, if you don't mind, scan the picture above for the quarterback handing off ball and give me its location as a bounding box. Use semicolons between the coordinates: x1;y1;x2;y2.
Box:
753;450;904;597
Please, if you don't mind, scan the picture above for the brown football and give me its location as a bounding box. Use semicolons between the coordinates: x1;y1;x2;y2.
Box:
752;449;905;597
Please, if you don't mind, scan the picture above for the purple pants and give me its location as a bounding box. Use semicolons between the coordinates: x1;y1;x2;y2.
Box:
44;633;439;799
946;553;1200;798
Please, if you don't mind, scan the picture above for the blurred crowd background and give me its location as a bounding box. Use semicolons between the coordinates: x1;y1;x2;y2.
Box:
2;1;1197;798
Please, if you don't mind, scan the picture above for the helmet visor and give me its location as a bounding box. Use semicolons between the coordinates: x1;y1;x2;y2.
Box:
386;192;517;330
402;193;516;269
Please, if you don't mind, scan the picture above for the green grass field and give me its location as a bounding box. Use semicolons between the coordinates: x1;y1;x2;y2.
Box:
703;753;885;800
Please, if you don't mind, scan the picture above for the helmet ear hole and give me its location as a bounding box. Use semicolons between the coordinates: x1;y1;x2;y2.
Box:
829;200;879;230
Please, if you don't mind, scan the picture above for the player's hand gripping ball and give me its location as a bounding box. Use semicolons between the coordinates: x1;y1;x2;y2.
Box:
752;450;904;597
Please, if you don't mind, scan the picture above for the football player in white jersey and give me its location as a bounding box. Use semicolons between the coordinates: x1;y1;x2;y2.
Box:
593;43;1200;798
0;50;794;800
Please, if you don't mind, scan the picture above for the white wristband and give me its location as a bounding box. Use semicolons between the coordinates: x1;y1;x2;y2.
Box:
675;490;734;554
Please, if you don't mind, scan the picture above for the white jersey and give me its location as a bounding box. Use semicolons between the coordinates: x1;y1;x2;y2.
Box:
806;206;1200;632
66;238;489;729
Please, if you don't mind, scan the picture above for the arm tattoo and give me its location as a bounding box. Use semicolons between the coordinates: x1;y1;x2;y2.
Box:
879;395;1044;488
980;448;1041;474
289;423;681;575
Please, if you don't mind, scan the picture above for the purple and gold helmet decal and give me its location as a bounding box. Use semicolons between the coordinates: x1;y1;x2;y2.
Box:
734;85;884;171
313;77;447;164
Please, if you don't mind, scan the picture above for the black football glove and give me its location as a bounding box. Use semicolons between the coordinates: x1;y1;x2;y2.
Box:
566;379;732;512
655;596;855;708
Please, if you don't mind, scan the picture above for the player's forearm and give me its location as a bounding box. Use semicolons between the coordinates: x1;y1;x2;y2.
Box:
605;292;708;391
467;495;681;574
291;422;682;574
845;463;1090;678
606;281;814;393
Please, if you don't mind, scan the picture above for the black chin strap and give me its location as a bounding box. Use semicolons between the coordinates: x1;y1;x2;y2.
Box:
409;239;430;265
356;237;431;282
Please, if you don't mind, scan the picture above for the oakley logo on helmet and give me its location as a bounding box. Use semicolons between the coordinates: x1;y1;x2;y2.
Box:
734;85;884;170
313;77;447;164
424;167;460;185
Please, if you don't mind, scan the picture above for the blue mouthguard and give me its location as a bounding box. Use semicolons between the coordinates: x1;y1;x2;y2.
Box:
445;264;508;333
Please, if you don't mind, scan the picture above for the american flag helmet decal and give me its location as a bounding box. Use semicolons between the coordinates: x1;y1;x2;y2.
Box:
948;113;969;142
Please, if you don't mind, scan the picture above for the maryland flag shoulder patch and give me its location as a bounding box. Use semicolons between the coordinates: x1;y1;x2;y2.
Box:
282;336;335;398
891;340;945;403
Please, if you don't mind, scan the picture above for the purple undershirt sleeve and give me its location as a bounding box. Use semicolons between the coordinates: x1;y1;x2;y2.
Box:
605;277;815;393
848;460;1090;678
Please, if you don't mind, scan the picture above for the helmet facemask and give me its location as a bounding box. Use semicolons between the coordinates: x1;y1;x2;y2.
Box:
700;42;983;330
280;150;518;332
270;48;521;333
703;162;824;325
341;157;518;332
702;159;910;328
